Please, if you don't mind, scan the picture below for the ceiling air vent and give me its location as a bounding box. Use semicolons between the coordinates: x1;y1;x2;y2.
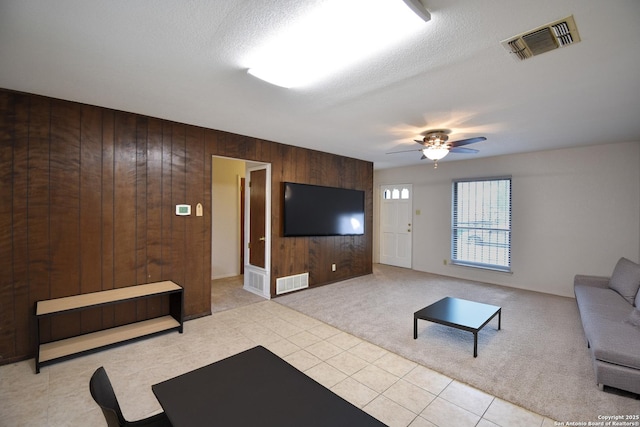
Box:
502;15;580;61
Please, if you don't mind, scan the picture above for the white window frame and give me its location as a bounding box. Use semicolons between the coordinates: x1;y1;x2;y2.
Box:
451;176;512;272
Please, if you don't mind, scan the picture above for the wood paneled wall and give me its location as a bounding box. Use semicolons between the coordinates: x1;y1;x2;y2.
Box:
0;89;373;364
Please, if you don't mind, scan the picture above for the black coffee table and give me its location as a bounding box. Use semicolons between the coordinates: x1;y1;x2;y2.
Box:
414;297;501;357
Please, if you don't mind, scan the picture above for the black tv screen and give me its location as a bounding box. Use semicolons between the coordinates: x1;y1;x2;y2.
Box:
283;182;365;237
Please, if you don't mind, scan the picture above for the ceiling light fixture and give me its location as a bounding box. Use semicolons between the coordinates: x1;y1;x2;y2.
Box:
246;0;429;88
423;146;449;161
421;132;450;168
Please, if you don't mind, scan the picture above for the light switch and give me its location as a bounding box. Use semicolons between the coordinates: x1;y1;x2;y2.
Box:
196;203;203;217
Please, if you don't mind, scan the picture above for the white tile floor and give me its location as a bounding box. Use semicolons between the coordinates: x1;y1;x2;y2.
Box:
0;298;555;427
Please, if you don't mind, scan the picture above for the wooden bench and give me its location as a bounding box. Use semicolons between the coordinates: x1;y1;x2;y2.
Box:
35;281;183;373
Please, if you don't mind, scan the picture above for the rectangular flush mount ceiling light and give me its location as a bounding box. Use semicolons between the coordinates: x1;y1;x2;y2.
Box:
246;0;430;88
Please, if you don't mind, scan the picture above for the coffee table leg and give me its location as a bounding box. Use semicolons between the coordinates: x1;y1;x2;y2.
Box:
473;332;478;357
498;309;501;330
413;317;417;339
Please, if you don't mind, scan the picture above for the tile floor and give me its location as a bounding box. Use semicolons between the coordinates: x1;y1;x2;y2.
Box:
0;282;556;427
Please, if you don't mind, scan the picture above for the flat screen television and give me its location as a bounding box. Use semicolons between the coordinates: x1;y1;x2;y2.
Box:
283;182;365;237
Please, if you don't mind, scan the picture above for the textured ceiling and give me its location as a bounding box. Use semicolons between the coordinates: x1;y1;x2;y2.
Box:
1;0;639;169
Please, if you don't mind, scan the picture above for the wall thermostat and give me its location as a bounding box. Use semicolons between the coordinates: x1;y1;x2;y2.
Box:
175;204;191;216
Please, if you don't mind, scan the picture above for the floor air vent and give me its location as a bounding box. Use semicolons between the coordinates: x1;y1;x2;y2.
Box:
276;272;309;295
502;15;580;61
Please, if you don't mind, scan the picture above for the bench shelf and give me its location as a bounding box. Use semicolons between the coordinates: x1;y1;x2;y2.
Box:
35;281;183;373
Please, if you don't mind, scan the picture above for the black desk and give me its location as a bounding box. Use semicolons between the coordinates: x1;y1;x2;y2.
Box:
152;346;387;427
414;297;501;357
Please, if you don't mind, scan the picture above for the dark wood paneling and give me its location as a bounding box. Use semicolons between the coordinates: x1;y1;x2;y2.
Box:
0;92;16;358
12;94;30;356
101;110;116;329
28;96;53;343
146;118;164;317
135;116;149;319
185;125;206;315
113;112;138;327
49;100;82;341
170;123;187;294
160;121;174;315
0;88;373;364
80;104;104;333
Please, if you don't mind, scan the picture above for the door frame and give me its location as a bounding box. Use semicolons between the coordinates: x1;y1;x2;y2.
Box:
243;163;271;299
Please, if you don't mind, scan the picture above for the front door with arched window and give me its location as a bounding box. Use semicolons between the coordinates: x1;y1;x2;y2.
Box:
380;184;412;268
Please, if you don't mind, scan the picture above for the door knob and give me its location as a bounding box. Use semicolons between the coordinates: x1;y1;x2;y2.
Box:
259;236;266;241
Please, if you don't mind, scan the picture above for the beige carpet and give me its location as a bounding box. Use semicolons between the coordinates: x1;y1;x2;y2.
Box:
276;264;639;422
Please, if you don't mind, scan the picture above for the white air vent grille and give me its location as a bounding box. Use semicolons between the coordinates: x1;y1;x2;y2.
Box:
502;15;580;61
246;271;265;292
276;272;309;295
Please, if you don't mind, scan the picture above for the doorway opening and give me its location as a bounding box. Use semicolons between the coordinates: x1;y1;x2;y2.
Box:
211;157;271;311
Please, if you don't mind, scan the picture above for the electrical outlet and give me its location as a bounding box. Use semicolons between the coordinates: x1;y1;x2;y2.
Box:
443;259;448;265
331;263;336;272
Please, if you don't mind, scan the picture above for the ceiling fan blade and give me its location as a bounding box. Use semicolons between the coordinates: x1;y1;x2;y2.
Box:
449;147;479;154
386;148;423;155
450;136;486;147
414;139;427;145
420;154;427;160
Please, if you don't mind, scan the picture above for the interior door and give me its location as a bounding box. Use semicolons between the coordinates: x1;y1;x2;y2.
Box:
243;164;271;298
249;169;266;268
379;184;413;268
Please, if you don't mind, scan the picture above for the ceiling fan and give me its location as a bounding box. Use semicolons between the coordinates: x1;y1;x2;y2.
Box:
387;130;487;168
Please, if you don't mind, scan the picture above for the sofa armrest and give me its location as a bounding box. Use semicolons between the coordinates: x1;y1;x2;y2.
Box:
574;274;610;289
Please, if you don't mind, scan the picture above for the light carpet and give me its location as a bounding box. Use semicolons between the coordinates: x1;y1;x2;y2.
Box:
276;264;639;422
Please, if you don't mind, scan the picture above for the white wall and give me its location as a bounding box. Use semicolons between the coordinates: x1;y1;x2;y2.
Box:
374;141;640;297
211;157;245;279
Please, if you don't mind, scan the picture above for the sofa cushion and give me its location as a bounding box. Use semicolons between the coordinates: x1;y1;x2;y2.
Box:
574;284;630;344
575;284;630;319
590;319;640;370
609;257;640;305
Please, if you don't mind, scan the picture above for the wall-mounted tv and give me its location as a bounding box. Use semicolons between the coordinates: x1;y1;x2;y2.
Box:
283;182;365;237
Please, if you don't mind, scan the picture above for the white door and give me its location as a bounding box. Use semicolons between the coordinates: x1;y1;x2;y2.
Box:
243;164;271;299
379;184;413;268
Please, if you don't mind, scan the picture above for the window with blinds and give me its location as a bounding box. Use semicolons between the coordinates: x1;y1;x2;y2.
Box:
452;177;512;272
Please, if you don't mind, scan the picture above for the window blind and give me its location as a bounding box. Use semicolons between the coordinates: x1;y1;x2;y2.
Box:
452;177;512;271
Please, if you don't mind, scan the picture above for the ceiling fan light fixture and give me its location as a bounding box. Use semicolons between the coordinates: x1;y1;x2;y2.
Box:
387;129;484;168
423;146;449;161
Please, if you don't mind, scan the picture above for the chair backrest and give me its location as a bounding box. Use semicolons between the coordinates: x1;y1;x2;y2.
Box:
89;367;127;427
